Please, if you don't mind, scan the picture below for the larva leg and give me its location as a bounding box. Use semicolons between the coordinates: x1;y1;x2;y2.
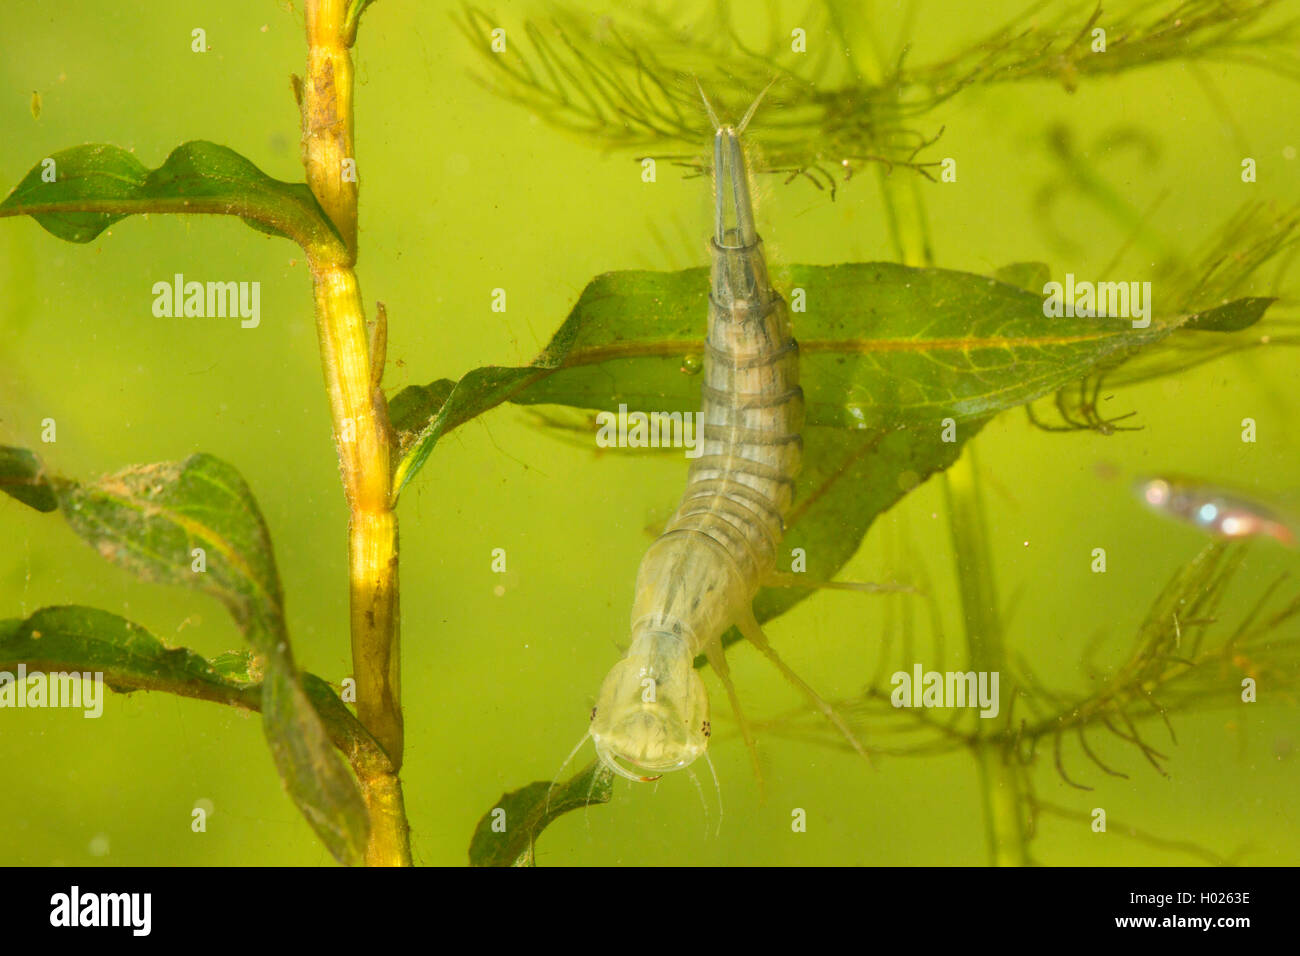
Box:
704;639;765;800
762;571;916;595
737;608;875;768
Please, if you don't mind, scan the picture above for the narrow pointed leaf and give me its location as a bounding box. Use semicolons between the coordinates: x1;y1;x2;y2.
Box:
261;658;370;866
0;445;57;512
0;605;261;705
992;261;1051;294
0;142;344;253
1182;296;1275;332
393;369;525;487
393;263;1269;492
393;262;1270;646
0;605;385;864
469;760;614;867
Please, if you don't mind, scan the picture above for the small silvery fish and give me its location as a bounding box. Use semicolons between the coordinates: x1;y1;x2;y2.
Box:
1135;476;1296;547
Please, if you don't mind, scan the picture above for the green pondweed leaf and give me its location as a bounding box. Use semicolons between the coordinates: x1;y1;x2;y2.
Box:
0;142;344;253
0;604;392;804
1182;297;1275;332
345;0;379;43
52;454;284;635
393;262;1269;492
469;760;614;867
2;449;369;865
392;263;1269;655
392;369;522;488
992;261;1051;295
260;662;370;865
0;605;261;707
0;445;56;512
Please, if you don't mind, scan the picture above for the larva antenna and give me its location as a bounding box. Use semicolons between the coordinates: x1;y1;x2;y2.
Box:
684;765;710;837
703;749;724;837
544;728;594;820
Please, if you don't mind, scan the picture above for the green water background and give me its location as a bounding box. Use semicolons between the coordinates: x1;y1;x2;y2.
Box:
1;0;1297;865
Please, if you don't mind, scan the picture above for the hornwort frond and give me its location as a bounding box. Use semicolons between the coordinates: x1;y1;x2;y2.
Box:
1014;542;1300;785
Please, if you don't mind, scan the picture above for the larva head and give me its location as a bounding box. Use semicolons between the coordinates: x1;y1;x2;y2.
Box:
590;631;710;782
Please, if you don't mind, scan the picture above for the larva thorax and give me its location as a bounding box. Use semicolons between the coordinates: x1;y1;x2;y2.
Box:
592;104;801;783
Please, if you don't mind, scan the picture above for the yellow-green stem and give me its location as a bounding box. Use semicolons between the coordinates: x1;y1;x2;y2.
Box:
309;266;403;764
858;18;932;271
357;760;411;867
878;172;934;268
942;447;1029;865
973;742;1032;866
941;448;1005;677
865;53;1030;860
303;0;410;866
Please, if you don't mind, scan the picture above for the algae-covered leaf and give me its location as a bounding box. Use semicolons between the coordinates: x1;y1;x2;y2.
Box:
53;453;284;637
0;445;57;512
0;605;380;864
12;449;369;865
392;262;1271;649
0;142;344;252
261;661;369;866
393;263;1266;492
389;378;455;458
469;760;614;867
0;604;387;774
0;605;261;705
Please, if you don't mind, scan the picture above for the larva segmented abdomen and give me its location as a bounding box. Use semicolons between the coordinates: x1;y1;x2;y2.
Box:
681;246;802;579
629;236;802;657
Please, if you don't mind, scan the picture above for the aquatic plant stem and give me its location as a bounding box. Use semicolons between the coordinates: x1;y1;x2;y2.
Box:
973;742;1032;866
852;23;933;271
878;174;934;268
863;52;1031;860
303;0;411;867
942;448;1030;866
942;448;1004;674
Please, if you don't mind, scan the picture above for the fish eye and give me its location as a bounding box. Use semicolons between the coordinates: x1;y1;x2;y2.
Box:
1198;503;1219;523
1145;481;1168;505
